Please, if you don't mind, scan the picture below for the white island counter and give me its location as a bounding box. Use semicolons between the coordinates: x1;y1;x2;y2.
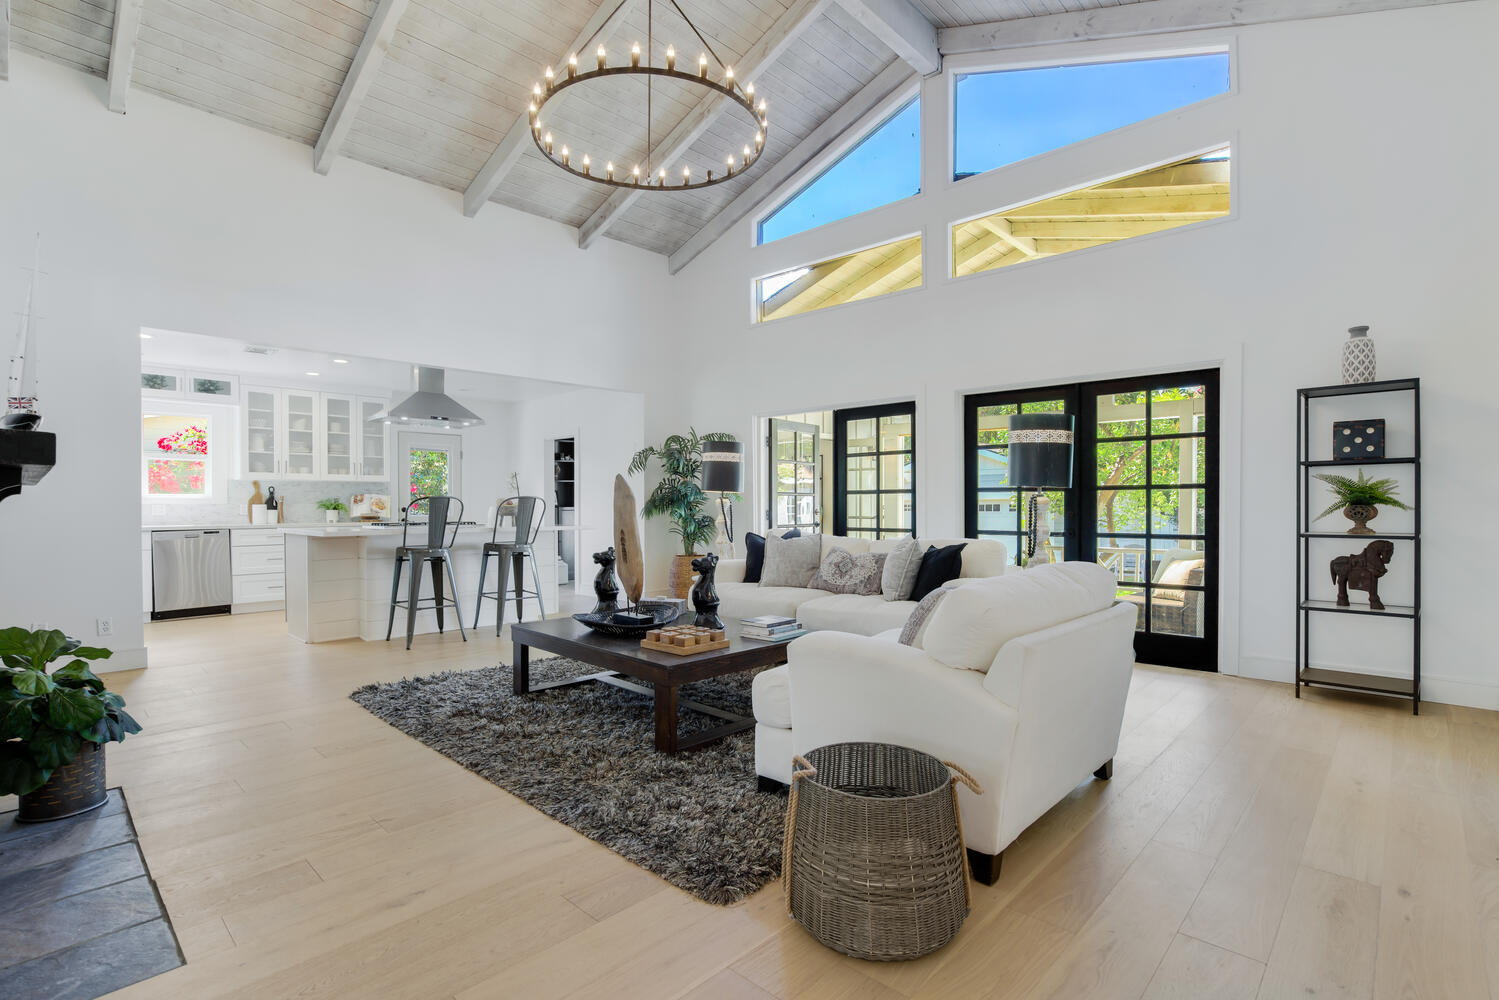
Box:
281;523;567;643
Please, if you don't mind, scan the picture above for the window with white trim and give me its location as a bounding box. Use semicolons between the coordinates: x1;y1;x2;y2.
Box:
143;413;213;497
758;98;920;245
953;53;1230;180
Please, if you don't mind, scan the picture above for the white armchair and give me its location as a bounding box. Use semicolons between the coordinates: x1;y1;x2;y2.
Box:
752;562;1137;885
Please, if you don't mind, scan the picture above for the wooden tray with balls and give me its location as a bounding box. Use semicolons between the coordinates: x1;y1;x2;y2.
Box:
640;625;730;655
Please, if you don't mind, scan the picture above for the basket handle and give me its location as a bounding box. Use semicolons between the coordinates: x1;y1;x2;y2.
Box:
944;759;982;796
781;755;817;913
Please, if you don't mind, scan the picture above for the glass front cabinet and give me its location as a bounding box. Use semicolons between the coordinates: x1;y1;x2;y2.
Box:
241;387;390;481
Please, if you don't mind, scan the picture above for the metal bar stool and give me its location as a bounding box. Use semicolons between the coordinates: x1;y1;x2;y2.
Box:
475;495;547;635
385;495;468;650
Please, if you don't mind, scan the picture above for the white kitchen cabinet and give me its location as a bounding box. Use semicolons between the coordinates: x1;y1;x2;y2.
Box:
357;397;389;480
241;387;388;482
231;528;285;611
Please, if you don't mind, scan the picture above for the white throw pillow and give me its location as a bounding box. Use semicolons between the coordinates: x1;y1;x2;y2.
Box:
880;536;924;602
921;562;1116;671
760;532;823;588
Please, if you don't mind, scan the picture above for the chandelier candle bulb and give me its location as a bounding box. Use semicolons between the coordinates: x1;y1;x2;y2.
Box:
597;45;606;70
544;132;553;153
544;66;554;87
666;45;675;71
724;66;734;85
631;43;640;67
560;146;569;166
606;161;614;180
658;168;666;186
567;53;577;78
746;82;754;96
582;154;590;175
699;53;708;78
532;82;542;98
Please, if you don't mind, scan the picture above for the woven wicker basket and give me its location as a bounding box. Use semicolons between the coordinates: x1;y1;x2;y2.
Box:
782;742;981;961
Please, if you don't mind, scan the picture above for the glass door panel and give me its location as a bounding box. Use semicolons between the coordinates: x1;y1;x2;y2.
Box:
324;395;354;478
359;398;387;479
244;387;278;476
284;391;318;477
834;403;915;539
769;418;821;532
964;394;1072;565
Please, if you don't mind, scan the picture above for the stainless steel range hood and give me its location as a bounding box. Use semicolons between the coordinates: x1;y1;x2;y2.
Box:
370;366;484;429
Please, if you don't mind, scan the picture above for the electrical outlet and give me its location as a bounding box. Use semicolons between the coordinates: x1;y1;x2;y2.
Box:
96;618;114;637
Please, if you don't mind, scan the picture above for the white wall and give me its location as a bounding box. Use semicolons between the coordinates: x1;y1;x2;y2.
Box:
673;2;1499;707
0;55;673;669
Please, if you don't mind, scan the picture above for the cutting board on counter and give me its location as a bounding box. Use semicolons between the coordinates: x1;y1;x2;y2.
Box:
247;481;263;522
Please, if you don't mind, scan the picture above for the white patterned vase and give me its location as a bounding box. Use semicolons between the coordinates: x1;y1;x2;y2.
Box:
1341;325;1377;384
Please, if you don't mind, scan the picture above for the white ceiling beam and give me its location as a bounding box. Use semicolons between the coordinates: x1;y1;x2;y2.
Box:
832;0;939;76
577;0;832;250
462;0;630;218
668;58;913;275
1;0;11;82
938;0;1475;55
977;216;1038;258
314;0;409;175
105;0;144;112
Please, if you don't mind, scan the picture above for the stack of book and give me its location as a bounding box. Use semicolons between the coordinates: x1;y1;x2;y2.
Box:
739;615;807;642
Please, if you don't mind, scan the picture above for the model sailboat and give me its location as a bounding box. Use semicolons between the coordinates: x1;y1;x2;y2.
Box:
4;236;43;430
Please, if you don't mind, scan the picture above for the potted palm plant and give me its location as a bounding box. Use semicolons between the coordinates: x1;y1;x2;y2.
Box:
628;429;738;598
1313;470;1413;534
0;628;141;821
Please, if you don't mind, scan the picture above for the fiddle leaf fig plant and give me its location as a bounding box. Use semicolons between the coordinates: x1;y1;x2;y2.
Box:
628;429;739;557
0;628;141;796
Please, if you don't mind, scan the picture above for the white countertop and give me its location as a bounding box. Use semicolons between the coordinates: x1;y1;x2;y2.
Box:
281;523;566;539
143;522;328;531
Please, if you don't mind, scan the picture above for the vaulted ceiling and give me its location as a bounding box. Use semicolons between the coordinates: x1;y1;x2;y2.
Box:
2;0;1458;262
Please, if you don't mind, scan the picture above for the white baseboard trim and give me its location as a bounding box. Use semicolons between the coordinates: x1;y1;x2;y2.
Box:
1238;655;1498;712
94;646;148;673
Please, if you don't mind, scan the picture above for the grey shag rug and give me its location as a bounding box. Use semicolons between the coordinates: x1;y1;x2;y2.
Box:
350;659;786;905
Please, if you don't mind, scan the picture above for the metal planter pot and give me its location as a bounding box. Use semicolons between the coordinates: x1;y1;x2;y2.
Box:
18;740;108;823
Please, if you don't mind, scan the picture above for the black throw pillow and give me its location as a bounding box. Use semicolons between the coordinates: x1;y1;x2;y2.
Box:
908;542;967;602
744;528;800;584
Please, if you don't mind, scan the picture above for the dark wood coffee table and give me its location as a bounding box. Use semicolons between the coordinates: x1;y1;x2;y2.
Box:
510;615;792;753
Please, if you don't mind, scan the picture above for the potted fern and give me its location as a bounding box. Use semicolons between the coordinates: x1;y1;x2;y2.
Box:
628;429;738;598
1313;470;1413;534
317;497;348;523
0;629;142;822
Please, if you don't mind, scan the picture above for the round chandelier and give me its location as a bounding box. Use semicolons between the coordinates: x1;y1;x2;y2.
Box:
528;0;770;191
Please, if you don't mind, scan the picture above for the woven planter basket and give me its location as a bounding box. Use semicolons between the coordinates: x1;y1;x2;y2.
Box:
781;742;981;961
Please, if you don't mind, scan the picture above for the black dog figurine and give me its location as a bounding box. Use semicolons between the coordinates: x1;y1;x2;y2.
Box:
1331;539;1395;610
691;553;723;630
591;547;620;615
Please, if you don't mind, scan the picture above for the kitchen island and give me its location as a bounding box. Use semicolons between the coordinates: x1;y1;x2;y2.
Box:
281;523;565;643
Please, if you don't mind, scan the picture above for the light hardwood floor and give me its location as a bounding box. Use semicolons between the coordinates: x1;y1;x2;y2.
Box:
14;611;1495;1000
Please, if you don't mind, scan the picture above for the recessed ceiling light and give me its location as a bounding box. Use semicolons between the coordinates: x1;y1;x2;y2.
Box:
332;358;350;365
305;371;320;376
138;332;152;339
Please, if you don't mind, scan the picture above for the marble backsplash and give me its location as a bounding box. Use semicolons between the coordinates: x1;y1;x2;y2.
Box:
142;478;396;526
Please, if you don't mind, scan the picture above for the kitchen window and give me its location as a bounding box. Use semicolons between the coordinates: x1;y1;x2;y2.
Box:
143;413;213;498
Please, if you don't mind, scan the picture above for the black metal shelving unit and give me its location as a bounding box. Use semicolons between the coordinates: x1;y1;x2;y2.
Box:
1296;378;1420;713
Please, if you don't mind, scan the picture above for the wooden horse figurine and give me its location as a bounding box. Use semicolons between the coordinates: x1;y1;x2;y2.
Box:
691;553;723;630
1331;539;1395;611
591;547;620;615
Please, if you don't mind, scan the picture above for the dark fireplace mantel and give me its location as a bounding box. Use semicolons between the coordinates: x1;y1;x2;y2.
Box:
0;429;57;503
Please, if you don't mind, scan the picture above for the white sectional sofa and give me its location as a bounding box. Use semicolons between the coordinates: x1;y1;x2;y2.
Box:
751;562;1137;885
715;535;1010;636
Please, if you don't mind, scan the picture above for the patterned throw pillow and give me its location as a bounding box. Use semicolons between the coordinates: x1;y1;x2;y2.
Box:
898;588;949;647
809;549;888;596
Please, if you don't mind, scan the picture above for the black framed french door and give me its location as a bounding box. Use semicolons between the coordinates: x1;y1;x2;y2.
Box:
833;402;915;539
964;369;1219;671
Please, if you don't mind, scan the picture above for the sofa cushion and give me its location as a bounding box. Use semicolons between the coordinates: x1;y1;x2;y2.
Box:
717;582;819;622
752;666;792;729
898;588;949;647
743;527;799;584
919;537;1010;579
922;561;1117;671
809;549;887;596
880;536;924;602
761;532;822;588
910;543;967;601
798;594;917;636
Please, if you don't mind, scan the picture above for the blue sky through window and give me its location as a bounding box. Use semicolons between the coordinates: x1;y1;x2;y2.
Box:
954;53;1230;179
758;99;921;244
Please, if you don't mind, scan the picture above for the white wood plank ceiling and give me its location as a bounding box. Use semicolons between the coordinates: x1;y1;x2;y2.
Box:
4;0;1458;260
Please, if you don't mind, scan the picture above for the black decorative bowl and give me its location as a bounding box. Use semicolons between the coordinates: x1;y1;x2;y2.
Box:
572;603;682;638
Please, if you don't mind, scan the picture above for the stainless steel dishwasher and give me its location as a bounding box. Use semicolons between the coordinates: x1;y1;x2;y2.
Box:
151;529;233;620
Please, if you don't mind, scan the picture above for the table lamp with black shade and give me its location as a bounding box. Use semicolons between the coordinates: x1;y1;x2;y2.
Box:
701;440;745;557
1008;413;1074;566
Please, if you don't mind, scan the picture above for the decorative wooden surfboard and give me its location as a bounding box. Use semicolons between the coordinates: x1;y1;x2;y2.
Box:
613;474;644;606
